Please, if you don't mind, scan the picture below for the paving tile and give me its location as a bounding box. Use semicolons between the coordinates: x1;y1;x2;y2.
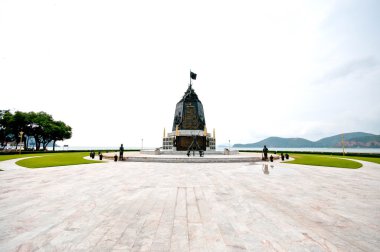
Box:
0;159;379;251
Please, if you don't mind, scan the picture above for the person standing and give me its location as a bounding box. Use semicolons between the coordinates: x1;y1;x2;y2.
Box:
119;144;124;161
263;145;269;160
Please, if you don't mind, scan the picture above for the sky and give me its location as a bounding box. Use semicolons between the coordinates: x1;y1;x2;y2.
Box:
1;0;380;148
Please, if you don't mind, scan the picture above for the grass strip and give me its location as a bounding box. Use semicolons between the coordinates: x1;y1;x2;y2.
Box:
16;152;102;168
285;154;362;168
0;153;52;162
344;156;380;165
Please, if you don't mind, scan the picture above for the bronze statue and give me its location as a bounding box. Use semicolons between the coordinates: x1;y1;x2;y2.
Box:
263;145;268;160
119;144;124;161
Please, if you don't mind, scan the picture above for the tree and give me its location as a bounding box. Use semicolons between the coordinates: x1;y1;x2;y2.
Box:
0;110;13;149
8;111;29;149
29;112;55;151
27;112;44;150
49;121;72;151
0;110;72;151
28;112;72;151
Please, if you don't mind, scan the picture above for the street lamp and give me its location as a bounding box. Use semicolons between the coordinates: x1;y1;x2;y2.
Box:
19;131;24;154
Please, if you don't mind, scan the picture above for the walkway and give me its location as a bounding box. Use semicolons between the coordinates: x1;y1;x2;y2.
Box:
0;158;379;251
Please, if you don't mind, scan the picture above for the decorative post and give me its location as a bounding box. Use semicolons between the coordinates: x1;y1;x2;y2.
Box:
19;131;24;154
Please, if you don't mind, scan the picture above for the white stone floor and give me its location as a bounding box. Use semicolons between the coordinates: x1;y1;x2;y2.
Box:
0;158;379;251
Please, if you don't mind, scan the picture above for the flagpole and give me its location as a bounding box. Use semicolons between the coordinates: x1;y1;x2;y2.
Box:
189;69;192;87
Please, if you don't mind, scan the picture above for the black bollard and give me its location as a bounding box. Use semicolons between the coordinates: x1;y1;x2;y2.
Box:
114;154;118;162
270;155;273;162
99;154;103;160
285;153;289;160
281;153;284;161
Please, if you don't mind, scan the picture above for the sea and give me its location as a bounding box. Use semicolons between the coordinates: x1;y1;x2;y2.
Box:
232;147;380;154
47;146;380;154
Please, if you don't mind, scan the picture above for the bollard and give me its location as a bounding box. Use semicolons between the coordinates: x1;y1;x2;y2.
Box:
99;154;103;160
114;154;118;162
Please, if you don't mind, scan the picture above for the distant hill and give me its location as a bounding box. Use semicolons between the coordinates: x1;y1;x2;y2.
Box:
234;137;315;148
233;132;380;148
314;132;375;147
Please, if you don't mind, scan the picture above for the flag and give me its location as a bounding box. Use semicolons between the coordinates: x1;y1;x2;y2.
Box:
190;71;197;80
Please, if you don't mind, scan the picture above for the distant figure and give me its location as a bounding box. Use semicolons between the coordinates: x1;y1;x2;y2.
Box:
119;144;124;161
199;150;204;157
263;145;269;160
187;150;190;157
99;152;103;160
281;153;284;161
270;155;273;162
285;153;289;160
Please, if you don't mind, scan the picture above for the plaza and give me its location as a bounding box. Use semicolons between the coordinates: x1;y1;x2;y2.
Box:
0;156;379;251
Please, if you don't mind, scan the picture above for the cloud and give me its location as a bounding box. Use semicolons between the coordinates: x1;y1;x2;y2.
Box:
316;57;379;84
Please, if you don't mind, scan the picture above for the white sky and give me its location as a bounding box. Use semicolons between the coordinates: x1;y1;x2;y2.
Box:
1;0;380;148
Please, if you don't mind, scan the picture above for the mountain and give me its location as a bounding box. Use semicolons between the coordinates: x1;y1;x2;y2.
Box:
344;135;380;148
234;137;314;148
233;132;380;148
314;132;375;147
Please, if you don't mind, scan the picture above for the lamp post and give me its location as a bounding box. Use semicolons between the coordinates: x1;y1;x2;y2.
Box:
19;131;24;154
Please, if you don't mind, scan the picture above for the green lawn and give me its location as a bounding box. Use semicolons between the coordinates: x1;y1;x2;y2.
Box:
344;156;380;165
15;152;102;168
0;153;48;162
285;154;362;168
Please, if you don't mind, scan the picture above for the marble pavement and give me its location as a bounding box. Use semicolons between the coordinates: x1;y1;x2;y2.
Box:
0;157;379;251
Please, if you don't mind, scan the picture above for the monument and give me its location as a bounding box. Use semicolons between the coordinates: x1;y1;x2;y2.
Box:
162;72;216;152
